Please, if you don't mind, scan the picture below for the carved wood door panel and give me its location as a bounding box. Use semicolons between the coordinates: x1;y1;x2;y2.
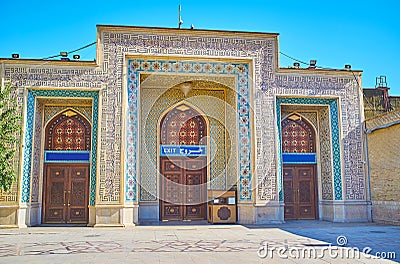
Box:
44;164;89;224
283;165;316;220
184;159;206;219
160;157;206;221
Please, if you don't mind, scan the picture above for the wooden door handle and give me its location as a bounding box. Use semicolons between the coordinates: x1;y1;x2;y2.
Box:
67;190;71;207
63;191;67;206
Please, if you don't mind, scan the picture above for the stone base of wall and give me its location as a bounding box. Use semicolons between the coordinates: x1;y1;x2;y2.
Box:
138;202;159;224
254;202;284;224
0;204;137;228
320;201;371;222
120;205;139;227
237;204;256;224
93;205;139;227
0;206;18;227
27;203;41;226
2;200;375;227
93;205;125;227
372;201;400;225
0;205;28;228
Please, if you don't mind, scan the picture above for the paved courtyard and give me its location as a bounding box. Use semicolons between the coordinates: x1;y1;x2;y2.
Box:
0;221;398;263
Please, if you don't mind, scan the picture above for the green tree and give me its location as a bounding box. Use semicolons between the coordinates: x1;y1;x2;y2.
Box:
0;82;21;192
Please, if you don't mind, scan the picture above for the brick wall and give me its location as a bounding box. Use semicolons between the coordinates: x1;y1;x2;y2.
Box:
367;122;400;224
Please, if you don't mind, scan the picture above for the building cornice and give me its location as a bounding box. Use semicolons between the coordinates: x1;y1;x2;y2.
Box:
96;24;279;39
277;67;363;76
0;58;99;67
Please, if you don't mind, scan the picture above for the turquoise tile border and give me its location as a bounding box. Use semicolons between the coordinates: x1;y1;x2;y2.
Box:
126;60;252;202
276;97;342;200
21;90;99;205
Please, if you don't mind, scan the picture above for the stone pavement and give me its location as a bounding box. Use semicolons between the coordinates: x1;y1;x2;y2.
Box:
0;221;398;263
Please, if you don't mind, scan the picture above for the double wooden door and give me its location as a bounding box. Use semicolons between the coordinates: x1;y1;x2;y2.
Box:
283;165;317;220
43;164;89;224
160;157;207;221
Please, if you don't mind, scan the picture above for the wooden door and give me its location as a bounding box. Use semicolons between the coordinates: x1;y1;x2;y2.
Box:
159;103;208;221
160;157;206;221
43;164;89;224
283;165;316;220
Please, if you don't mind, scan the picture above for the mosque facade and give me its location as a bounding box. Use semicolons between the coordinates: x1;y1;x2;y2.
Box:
0;25;370;227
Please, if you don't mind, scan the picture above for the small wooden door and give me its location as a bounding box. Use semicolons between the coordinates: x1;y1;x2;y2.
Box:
43;164;89;224
160;157;207;221
283;165;316;220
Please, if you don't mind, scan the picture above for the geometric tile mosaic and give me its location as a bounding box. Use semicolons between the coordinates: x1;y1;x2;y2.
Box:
318;107;334;200
30;101;43;203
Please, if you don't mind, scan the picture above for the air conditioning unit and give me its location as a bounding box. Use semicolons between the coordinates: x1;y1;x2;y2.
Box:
208;190;236;224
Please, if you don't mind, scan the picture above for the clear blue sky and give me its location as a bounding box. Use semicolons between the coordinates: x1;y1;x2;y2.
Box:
1;0;399;94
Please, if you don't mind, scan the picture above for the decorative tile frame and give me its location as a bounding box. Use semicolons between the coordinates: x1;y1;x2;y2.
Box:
126;59;252;202
276;97;343;201
21;90;99;205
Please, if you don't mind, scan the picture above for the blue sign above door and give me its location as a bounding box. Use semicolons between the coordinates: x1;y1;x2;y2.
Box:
160;145;207;157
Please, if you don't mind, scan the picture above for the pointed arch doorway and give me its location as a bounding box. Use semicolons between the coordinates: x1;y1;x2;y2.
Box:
42;109;91;224
159;103;208;221
282;114;318;220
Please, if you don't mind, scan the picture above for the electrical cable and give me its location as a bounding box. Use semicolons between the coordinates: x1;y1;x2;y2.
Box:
279;51;376;111
279;51;309;66
42;41;96;60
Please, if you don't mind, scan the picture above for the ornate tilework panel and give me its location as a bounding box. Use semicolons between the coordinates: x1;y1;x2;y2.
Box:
255;94;277;201
4;67;105;89
319;107;334;200
128;59;251;202
98;64;122;203
30;101;43;203
225;87;238;190
208;117;228;190
21;91;35;203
